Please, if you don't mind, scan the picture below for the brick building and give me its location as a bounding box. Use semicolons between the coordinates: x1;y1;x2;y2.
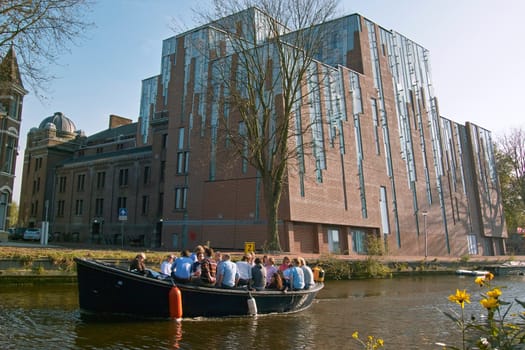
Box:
18;8;506;256
0;47;27;231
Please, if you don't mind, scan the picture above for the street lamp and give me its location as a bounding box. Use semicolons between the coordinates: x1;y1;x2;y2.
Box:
422;211;428;258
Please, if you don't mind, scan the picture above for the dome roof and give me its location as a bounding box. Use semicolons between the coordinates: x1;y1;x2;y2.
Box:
38;112;76;133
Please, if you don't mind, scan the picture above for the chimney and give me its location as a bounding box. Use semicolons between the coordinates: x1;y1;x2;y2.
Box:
109;114;132;129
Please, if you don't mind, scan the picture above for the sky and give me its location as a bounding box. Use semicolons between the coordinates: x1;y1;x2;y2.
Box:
13;0;525;201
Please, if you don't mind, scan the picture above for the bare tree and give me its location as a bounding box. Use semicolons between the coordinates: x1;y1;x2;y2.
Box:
199;0;340;251
496;128;525;234
0;0;93;97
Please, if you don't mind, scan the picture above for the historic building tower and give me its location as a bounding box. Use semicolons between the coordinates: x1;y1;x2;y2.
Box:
18;112;83;229
0;47;27;231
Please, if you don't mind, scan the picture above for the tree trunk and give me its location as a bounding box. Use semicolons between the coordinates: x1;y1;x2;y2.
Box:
263;178;282;252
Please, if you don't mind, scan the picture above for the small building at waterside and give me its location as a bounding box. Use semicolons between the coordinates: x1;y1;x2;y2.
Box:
17;8;506;257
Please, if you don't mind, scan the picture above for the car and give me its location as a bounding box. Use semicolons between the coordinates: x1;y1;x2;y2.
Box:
8;227;25;240
23;228;41;241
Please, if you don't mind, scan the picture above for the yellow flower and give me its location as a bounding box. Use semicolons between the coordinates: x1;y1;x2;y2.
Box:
448;289;471;308
352;331;359;339
485;272;494;281
486;288;502;299
475;276;485;286
376;338;384;346
480;297;499;309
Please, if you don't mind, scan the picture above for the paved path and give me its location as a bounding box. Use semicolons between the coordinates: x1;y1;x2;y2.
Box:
2;240;524;265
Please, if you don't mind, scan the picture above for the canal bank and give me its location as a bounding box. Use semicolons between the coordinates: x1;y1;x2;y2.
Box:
2;240;524;282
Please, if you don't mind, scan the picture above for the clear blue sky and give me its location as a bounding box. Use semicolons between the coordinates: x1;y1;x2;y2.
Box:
14;0;525;201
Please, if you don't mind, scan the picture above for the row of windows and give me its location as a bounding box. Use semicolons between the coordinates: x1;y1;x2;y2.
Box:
53;189;185;218
29;157;43;173
57;166;155;193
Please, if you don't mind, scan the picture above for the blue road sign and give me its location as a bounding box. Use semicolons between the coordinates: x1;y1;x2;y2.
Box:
118;208;128;221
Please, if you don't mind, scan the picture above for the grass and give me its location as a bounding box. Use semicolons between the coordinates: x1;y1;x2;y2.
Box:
0;245;171;272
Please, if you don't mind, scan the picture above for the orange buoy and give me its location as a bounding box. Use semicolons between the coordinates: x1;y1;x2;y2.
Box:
169;286;183;320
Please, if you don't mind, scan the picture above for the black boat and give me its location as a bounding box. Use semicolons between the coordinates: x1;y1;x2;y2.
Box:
74;257;324;319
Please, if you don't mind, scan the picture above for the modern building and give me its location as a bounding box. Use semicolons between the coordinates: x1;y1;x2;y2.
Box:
0;47;27;231
18;8;506;256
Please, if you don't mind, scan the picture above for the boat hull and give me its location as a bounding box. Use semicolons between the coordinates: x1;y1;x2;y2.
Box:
74;258;323;318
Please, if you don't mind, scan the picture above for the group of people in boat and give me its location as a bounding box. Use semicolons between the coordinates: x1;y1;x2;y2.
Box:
130;245;321;291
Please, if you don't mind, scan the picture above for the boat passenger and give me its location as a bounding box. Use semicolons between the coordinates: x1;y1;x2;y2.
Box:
190;245;205;263
191;251;204;281
214;251;223;274
249;251;256;266
278;256;291;272
264;256;278;287
267;271;284;290
171;250;193;283
250;257;267;291
216;253;238;289
288;258;305;291
236;254;252;286
160;254;174;276
199;247;217;286
299;257;315;290
130;253;147;275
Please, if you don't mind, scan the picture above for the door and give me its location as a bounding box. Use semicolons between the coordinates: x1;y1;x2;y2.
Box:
328;228;340;254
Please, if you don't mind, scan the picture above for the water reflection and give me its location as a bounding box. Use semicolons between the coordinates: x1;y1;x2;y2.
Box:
0;275;523;349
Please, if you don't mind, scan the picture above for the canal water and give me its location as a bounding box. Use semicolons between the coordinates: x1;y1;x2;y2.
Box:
0;275;523;349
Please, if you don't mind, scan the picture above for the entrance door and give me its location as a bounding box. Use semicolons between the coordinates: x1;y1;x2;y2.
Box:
352;229;366;254
91;222;101;243
155;221;163;248
328;228;340;254
467;234;478;255
0;192;7;231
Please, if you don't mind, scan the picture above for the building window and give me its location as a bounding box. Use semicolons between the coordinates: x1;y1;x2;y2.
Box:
96;147;103;154
158;192;164;216
33;178;41;194
370;98;381;155
174;187;187;210
178;127;185;149
31;201;38;216
95;198;104;216
379;186;390;235
3;136;15;173
57;200;65;217
162;134;168;149
34;158;42;172
143;166;151;185
77;174;85;192
119;168;129;186
160;161;166;182
177;152;189;174
75;199;83;216
96;171;105;189
141;195;149;215
58;176;67;192
117;197;127;212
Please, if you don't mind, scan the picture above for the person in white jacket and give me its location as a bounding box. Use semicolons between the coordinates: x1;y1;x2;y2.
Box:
236;254;252;286
299;257;315;289
160;254;174;276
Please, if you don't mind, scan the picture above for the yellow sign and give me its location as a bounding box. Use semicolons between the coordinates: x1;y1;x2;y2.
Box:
244;241;255;254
